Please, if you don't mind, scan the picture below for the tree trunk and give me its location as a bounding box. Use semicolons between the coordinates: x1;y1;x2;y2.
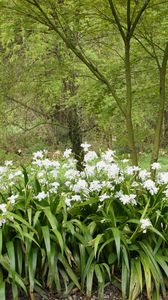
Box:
151;42;168;167
151;69;166;164
125;39;138;165
64;76;83;170
162;110;168;147
67;107;83;170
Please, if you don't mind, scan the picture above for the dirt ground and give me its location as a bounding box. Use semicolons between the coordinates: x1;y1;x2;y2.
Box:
7;284;168;300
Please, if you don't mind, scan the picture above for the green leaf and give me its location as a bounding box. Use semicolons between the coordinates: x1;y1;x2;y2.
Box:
28;247;38;293
22;166;29;187
129;259;141;300
6;241;15;271
0;230;2;255
86;264;95;298
111;227;120;263
33;211;41;227
121;257;129;300
0;281;5;300
34;178;41;194
79;244;86;289
95;264;104;300
58;254;80;290
52;228;64;254
88;233;104;258
82;251;95;285
42;226;51;263
139;252;151;300
43;207;58;228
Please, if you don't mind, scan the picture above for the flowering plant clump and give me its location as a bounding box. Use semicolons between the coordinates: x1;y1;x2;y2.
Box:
0;146;167;300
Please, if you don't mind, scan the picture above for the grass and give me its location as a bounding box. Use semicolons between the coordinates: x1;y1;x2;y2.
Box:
139;151;168;171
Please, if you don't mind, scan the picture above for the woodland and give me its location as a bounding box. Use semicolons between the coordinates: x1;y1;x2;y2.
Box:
0;0;168;165
0;1;168;300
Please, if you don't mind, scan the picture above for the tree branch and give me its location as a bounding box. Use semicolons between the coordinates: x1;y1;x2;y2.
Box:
162;41;168;71
127;0;131;32
130;0;151;37
6;95;47;117
15;0;126;117
107;0;126;41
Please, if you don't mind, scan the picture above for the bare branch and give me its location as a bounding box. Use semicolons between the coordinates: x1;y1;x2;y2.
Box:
6;96;47;117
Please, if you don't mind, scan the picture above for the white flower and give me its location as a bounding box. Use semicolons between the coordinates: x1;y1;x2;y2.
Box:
50;182;59;193
115;191;124;199
96;161;107;171
84;151;98;163
138;170;150;181
115;175;124;184
0;166;7;174
65;169;80;180
8;194;18;204
65;181;72;187
89;180;102;192
71;195;81;201
38;171;45;178
140;218;151;233
73;179;88;193
0;218;6;226
33;150;44;160
40;178;49;185
128;194;137;205
63;149;72;158
50;161;60;168
65;197;71;207
42;159;52;168
81;142;91;152
5;160;13;167
122;159;129;164
151;162;161;170
36;191;48;201
15;170;22;176
107;164;120;179
85;165;95;177
125;166;140;175
101;149;115;162
116;192;137;205
51;182;59;189
131;181;139;187
164;189;168;197
32;159;43;167
157;172;168;185
50;170;58;178
101;181;114;189
99;193;110;202
0;204;7;214
119;195;131;205
143;179;158;195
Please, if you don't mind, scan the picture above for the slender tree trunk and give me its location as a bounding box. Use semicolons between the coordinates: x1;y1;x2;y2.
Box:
125;39;138;165
162;110;168;147
64;76;83;170
151;42;168;166
151;70;166;163
67;106;83;170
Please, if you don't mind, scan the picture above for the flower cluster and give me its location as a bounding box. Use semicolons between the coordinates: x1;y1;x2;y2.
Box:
0;144;167;235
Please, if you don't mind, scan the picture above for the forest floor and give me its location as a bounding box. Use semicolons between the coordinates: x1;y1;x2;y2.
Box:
6;284;155;300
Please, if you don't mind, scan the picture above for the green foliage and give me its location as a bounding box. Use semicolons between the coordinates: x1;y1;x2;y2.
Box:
0;148;166;299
